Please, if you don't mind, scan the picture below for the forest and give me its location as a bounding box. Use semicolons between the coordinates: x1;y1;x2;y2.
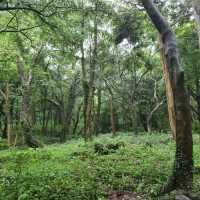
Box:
0;0;200;199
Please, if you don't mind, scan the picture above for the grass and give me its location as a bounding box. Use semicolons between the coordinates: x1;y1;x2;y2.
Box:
0;132;199;200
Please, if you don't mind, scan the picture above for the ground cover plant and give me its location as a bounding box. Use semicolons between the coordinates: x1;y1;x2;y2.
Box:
0;133;200;200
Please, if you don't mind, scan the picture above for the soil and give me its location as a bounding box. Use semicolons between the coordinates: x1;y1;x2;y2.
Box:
107;191;143;200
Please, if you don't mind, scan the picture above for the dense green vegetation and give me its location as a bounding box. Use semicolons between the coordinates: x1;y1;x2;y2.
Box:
0;0;199;144
0;0;200;199
0;133;199;200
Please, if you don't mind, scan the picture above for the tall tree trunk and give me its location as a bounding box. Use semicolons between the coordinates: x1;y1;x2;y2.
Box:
72;103;82;136
4;83;11;146
109;95;116;136
42;88;47;134
160;39;176;139
17;57;42;148
193;0;200;48
60;107;66;141
82;0;98;141
193;0;200;121
0;82;11;145
95;88;102;135
60;71;80;142
104;79;117;135
139;111;148;132
130;105;138;135
141;0;193;193
196;79;200;121
45;105;51;135
80;6;89;140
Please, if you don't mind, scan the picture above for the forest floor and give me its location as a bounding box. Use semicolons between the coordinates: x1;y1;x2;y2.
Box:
0;132;200;200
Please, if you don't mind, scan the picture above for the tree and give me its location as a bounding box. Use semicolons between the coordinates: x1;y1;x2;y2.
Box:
193;0;200;48
17;56;42;148
0;82;11;145
160;38;176;139
141;0;193;193
191;0;200;121
60;71;80;142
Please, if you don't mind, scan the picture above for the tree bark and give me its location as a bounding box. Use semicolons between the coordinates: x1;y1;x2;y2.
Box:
72;103;82;136
104;79;117;136
17;57;43;148
95;88;102;135
141;0;193;193
147;100;164;132
80;5;89;140
160;41;176;139
193;0;200;121
82;0;98;141
109;95;116;136
60;71;80;142
193;0;200;48
196;79;200;121
0;82;11;146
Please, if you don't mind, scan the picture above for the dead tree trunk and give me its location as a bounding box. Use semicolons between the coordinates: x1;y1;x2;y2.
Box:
160;39;176;139
141;0;193;193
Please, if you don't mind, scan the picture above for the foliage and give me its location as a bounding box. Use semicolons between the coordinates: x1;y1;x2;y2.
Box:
0;133;200;200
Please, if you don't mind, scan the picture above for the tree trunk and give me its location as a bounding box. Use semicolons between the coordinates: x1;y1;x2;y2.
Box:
104;79;117;136
193;0;200;48
60;107;66;141
82;0;98;141
4;83;11;146
131;105;138;135
72;103;82;136
80;7;89;140
147;100;163;132
95;88;102;135
17;57;43;148
42;88;47;134
109;95;116;136
196;79;200;121
60;71;80;142
0;83;11;145
160;39;176;139
141;0;193;193
193;0;200;121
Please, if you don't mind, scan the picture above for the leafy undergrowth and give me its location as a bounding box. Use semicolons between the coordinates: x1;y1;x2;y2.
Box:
0;133;199;200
